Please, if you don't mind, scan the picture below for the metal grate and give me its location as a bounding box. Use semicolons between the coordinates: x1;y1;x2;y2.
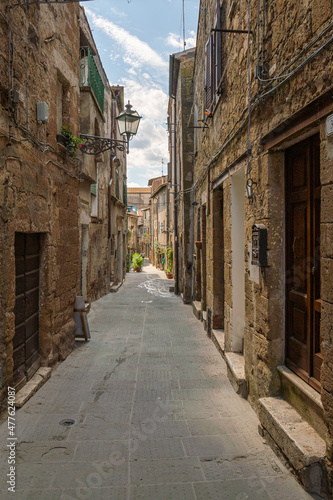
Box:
80;47;105;113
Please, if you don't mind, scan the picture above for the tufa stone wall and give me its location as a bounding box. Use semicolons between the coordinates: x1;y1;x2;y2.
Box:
193;0;333;489
0;2;81;409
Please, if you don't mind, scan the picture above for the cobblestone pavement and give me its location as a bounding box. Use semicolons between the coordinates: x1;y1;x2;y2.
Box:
0;264;316;499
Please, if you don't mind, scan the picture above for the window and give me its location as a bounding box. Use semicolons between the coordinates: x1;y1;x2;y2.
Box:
57;75;70;133
91;168;98;217
204;6;222;113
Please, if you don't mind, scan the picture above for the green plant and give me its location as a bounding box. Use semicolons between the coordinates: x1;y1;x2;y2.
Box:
132;252;144;271
126;253;131;272
166;246;173;271
60;126;83;157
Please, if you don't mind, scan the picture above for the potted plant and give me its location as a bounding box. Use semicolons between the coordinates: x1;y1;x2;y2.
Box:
58;125;83;157
165;268;173;279
132;252;144;272
195;241;202;249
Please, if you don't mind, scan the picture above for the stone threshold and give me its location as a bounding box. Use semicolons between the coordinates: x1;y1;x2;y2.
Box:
224;352;248;399
258;396;328;498
192;301;202;320
110;279;124;293
192;304;248;400
278;365;325;440
15;367;52;408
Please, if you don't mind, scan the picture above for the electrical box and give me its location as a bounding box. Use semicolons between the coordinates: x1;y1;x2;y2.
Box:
251;224;267;267
13;90;24;104
36;102;49;124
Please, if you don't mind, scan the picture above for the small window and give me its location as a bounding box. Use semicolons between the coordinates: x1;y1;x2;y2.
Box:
91;169;98;217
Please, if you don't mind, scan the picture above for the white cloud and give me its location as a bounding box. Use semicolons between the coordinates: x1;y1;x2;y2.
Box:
166;30;196;50
85;9;168;73
127;117;169;185
128;182;141;187
166;32;182;49
122;76;168;122
186;30;196;48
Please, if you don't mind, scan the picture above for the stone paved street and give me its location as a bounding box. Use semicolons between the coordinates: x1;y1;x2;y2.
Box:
0;264;315;499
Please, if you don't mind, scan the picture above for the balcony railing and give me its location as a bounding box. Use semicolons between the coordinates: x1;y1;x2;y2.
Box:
80;47;104;113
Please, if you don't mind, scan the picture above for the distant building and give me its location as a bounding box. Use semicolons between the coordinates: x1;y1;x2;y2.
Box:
149;176;169;269
168;47;195;301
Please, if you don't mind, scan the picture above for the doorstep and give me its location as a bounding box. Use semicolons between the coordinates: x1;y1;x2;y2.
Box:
211;329;225;355
192;301;202;320
224;352;247;399
15;367;52;408
258;396;328;498
278;365;325;440
110;280;124;293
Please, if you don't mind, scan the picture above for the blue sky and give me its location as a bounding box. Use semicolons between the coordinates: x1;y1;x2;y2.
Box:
83;0;199;186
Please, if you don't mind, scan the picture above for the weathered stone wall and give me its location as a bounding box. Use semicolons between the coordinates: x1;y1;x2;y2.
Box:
175;50;195;302
193;0;333;487
0;2;81;408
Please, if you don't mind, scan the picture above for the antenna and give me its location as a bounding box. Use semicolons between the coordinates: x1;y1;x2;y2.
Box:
182;0;186;50
161;158;164;176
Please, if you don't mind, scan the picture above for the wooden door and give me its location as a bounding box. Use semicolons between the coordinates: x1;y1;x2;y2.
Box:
13;233;40;390
285;134;322;392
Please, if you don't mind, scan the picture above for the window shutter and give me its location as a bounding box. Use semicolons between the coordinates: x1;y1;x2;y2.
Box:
216;0;222;86
205;36;212;111
90;183;97;196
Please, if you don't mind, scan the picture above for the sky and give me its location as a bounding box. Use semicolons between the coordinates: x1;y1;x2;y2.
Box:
82;0;200;187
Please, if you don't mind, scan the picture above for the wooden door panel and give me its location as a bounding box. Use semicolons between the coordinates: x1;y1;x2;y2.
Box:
14;233;40;388
292;306;307;343
286;134;321;389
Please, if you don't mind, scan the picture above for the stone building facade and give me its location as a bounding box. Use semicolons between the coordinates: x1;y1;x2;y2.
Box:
0;2;81;402
127;187;152;258
79;10;127;298
149;176;169;269
188;0;333;495
168;48;195;301
0;3;129;411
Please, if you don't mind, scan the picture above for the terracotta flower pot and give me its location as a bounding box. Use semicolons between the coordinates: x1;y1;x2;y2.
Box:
134;266;141;272
195;241;202;249
166;273;173;279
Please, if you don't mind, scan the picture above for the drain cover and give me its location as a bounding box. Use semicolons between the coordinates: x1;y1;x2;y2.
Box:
59;419;75;426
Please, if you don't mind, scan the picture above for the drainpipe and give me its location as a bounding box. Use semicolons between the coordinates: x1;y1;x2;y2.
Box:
108;93;116;240
172;94;179;295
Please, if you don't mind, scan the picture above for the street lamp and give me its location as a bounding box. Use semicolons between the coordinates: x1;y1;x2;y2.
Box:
79;100;141;155
116;101;141;154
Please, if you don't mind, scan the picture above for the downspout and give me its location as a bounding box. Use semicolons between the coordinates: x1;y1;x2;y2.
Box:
173;94;179;295
108;94;116;240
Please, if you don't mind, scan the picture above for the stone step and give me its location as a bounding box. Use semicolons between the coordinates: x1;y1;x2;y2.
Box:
278;365;326;440
15;367;51;408
192;301;202;320
258;396;328;498
224;352;247;399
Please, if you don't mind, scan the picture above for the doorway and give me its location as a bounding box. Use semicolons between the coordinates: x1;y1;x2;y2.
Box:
231;168;245;352
14;233;41;390
285;134;322;391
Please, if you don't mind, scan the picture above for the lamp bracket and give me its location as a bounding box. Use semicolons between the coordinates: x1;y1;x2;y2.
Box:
79;134;127;155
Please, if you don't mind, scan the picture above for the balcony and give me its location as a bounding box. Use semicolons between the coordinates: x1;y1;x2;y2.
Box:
80;47;104;113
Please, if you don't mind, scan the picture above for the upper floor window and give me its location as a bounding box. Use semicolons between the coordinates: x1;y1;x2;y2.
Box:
80;47;105;113
204;6;222;113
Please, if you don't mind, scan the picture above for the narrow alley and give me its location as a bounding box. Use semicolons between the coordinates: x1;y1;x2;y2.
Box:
0;264;314;500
